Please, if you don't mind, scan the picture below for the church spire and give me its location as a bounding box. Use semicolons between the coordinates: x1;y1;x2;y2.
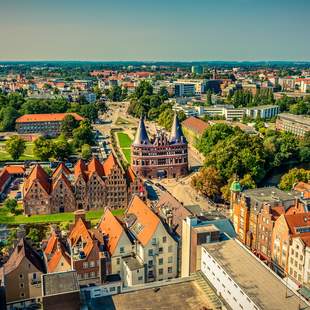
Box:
133;115;150;145
170;112;186;144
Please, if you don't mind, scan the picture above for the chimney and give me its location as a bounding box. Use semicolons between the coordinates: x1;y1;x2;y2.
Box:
74;209;86;223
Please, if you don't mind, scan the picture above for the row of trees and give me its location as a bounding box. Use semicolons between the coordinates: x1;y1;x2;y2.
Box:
5;119;95;161
192;123;310;201
0;91;107;131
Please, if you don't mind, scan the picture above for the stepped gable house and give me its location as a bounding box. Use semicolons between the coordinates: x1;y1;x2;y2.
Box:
131;114;188;178
23;154;145;215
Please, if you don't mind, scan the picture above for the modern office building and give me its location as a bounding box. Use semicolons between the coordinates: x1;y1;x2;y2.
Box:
174;79;206;97
276;113;310;137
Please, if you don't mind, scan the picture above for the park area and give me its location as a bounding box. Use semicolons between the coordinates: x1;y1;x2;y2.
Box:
116;132;132;162
0;207;125;225
0;141;37;161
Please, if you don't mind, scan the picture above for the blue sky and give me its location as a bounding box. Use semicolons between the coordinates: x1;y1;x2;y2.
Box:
0;0;309;61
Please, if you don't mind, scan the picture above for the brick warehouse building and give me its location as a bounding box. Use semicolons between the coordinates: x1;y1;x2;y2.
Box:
16;112;84;137
131;114;188;178
23;154;146;215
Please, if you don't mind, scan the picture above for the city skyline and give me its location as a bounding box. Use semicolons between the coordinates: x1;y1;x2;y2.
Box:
1;0;310;61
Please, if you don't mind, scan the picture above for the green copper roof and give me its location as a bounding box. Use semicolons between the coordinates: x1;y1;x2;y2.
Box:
230;180;241;192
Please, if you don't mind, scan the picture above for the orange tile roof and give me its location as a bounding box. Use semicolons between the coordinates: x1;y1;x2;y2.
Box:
69;218;94;257
0;169;10;191
52;162;71;179
294;182;310;199
182;116;209;136
88;156;104;177
52;172;73;192
47;246;71;273
44;232;58;256
285;212;310;235
74;159;87;181
127;196;160;246
102;153;117;176
99;209;125;255
23;164;50;195
5;165;25;175
16;112;84;123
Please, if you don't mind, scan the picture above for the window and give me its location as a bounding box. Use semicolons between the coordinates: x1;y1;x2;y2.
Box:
116;258;121;265
89;261;95;267
138;276;143;281
20;292;25;298
168;245;173;253
19;283;24;288
148;260;153;267
159;268;163;275
120;247;124;254
159;258;163;265
83;262;88;269
19;274;24;279
91;271;95;278
168;256;173;264
148;249;153;256
168;267;173;273
163;236;167;243
110;287;116;292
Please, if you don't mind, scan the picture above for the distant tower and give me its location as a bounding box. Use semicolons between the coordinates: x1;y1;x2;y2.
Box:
213;68;217;80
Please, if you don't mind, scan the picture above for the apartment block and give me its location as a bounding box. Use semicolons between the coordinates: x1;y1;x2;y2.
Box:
276;113;310;137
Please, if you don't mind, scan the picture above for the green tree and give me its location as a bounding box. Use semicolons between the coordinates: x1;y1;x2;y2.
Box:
191;166;223;199
107;85;122;102
5;135;26;160
72;120;95;149
81;144;92;160
26;227;41;244
206;89;212;106
4;198;18;214
33;137;54;161
0;106;19;131
53;135;73;160
61;114;79;137
279;168;310;191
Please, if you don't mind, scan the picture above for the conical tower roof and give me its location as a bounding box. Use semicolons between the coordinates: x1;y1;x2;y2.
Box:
170;112;186;143
133;115;150;145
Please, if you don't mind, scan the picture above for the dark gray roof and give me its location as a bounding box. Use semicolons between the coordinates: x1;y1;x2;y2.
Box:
42;270;79;296
170;113;186;144
133;116;150;146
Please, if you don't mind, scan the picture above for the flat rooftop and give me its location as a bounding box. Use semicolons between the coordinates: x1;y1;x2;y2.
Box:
279;113;310;126
123;256;144;271
204;239;309;310
193;224;219;234
88;280;216;310
42;270;79;296
243;186;298;204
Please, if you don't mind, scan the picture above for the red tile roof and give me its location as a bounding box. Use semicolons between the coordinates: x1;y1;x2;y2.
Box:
99;209;125;255
88;156;104;177
5;165;25;175
294;182;310;199
16;113;84;123
285;212;310;236
74;159;87;181
47;246;71;273
103;153;117;176
44;232;58;256
23;164;50;195
127;196;160;246
182;116;209;136
52;162;71;179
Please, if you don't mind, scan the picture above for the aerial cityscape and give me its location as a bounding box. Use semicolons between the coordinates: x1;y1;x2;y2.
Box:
0;1;310;310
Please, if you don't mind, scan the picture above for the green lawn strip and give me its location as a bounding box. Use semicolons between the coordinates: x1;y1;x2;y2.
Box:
115;117;133;125
0;208;125;225
117;132;133;148
0;141;38;161
121;148;131;162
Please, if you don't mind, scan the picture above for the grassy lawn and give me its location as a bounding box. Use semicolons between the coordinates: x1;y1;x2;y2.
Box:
115;117;133;126
0;141;38;161
116;132;132;163
0;207;125;225
117;132;133;148
122;148;131;162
